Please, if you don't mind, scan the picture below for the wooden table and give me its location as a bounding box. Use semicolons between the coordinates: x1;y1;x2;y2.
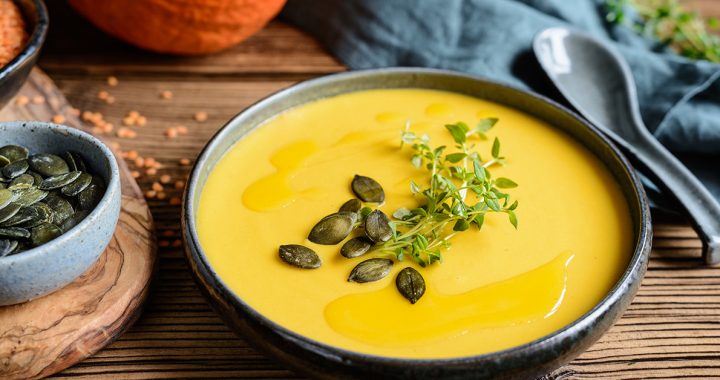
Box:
28;2;720;379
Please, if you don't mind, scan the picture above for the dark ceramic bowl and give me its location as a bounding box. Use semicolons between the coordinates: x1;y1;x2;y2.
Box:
0;0;48;110
183;68;652;380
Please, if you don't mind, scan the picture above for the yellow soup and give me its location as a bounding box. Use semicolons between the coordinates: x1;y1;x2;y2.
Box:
197;89;632;358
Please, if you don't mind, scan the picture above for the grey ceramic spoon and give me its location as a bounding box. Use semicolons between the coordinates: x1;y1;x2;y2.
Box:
533;27;720;265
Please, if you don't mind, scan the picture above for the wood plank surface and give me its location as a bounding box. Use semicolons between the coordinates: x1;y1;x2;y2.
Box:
21;1;720;379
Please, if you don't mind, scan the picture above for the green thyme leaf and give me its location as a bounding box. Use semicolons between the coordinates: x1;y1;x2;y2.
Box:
495;177;518;188
491;137;501;159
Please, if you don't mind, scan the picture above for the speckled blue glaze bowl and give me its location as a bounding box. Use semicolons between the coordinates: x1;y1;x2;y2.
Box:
0;121;120;306
183;69;653;379
0;0;48;110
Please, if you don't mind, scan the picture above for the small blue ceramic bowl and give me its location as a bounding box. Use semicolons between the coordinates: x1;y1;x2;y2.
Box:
0;0;48;110
0;121;121;306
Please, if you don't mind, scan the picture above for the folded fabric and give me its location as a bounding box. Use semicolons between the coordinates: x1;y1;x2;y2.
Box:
281;0;720;203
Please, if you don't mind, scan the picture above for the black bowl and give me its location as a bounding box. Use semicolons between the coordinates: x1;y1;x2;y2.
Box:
183;68;652;380
0;0;48;110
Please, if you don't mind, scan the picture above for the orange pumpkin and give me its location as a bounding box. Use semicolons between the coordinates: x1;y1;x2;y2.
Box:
68;0;287;55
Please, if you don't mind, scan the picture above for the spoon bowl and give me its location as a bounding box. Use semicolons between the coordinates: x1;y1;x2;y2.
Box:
534;27;720;265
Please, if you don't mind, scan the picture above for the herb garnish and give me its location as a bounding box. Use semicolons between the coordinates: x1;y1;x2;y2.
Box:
279;118;519;304
370;119;519;267
606;0;720;63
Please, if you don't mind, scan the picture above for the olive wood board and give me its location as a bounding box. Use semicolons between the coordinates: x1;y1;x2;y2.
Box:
0;68;156;380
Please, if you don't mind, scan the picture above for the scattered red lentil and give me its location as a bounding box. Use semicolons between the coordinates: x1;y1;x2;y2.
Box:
160;90;173;100
159;174;171;184
145;168;157;176
130;170;140;179
193;111;208;122
136;116;147;127
164;127;178;139
97;90;109;100
151;182;163;192
15;95;29;106
174;180;185;189
107;76;119;87
179;158;191;166
126;150;139;160
51;114;66;124
159;240;170;248
117;127;137;138
176;126;188;134
145;190;156;199
171;239;183;248
157;192;167;200
32;96;45;105
169;197;182;206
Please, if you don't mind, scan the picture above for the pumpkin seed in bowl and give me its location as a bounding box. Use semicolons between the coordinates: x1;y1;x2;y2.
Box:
0;145;106;257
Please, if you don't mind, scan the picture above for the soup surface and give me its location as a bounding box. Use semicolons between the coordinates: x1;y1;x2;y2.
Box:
197;89;633;358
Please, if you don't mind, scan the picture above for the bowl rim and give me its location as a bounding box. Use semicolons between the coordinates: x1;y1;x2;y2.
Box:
183;67;652;365
0;121;120;264
0;0;49;81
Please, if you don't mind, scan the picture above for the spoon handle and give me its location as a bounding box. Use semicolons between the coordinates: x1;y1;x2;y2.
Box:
629;136;720;265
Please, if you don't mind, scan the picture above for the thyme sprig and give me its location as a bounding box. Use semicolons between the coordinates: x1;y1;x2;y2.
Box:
606;0;720;62
373;119;519;267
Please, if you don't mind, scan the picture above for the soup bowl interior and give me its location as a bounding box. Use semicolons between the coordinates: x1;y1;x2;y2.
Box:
183;68;651;380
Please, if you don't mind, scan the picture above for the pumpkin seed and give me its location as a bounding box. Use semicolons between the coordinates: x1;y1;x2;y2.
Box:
1;206;38;227
77;177;104;210
39;171;82;190
0;203;21;224
60;210;89;233
28;171;43;186
365;210;393;243
0;155;9;168
30;223;62;246
1;159;29;179
0;227;30;239
351;175;385;203
279;244;321;269
60;172;92;196
12;187;48;207
0;239;18;257
8;174;35;190
348;258;393;283
0;188;13;209
308;212;356;245
0;145;29;162
0;182;5;189
340;236;373;258
339;198;363;213
44;194;74;224
63;151;87;172
22;203;53;228
28;154;69;177
396;267;426;304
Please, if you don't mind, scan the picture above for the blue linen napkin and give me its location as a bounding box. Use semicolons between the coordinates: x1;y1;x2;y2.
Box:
280;0;720;205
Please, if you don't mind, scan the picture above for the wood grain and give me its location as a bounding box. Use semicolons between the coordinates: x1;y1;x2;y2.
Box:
0;70;155;380
22;1;720;378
